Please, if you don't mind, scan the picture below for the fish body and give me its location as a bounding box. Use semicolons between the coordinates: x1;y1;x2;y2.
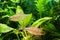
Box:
25;27;45;35
9;14;28;21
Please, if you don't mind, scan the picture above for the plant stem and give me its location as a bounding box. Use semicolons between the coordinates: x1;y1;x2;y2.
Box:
16;34;20;40
40;12;42;18
21;32;25;37
2;32;13;40
24;30;27;37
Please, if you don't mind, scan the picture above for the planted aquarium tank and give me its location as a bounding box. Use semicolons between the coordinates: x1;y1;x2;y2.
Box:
0;0;60;40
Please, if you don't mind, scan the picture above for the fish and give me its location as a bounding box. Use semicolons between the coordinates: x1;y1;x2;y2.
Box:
25;27;45;35
9;14;28;21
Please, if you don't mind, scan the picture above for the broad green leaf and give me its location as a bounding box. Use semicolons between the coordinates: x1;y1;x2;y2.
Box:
0;23;13;33
9;9;15;16
32;17;52;27
19;14;32;27
16;6;24;14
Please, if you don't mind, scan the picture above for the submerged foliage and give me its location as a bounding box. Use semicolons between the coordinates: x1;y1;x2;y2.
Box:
0;0;60;40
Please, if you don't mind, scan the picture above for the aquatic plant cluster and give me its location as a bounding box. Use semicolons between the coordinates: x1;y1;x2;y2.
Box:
0;0;60;40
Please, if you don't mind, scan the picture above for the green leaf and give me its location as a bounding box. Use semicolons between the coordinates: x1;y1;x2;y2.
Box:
19;14;32;27
36;0;51;12
36;0;51;18
0;23;13;33
47;23;56;30
43;23;56;31
36;0;45;12
4;8;8;12
10;0;20;3
45;0;51;4
0;37;2;40
32;17;52;27
16;6;24;14
9;9;15;16
2;15;10;19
